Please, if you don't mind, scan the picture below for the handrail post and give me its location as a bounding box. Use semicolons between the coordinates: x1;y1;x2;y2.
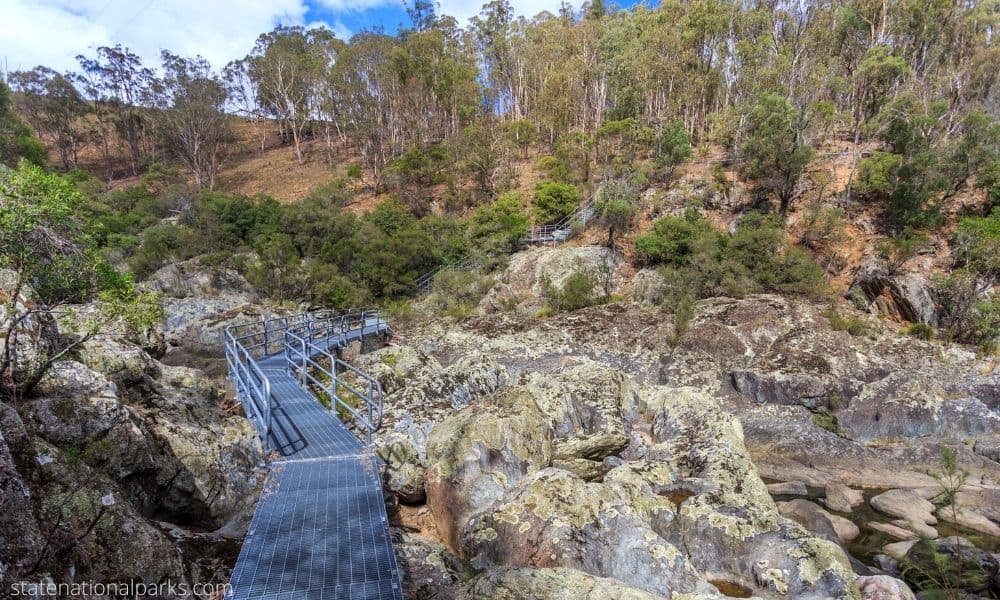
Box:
263;378;272;453
366;380;374;447
300;337;307;384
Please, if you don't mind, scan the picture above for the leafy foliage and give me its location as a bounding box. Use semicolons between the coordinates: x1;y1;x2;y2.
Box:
0;82;46;168
533;180;579;224
740;94;814;216
636;210;824;304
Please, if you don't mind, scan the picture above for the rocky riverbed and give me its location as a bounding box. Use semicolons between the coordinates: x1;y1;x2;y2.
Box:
3;248;999;599
361;246;1000;599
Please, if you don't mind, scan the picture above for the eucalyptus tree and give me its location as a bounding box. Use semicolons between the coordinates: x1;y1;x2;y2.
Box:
147;52;233;189
7;67;91;169
246;26;331;164
76;45;154;176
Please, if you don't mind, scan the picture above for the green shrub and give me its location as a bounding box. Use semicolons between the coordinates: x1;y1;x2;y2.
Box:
654;119;692;176
536;155;572;183
636;210;824;302
901;322;935;340
541;270;598;313
825;309;869;337
346;164;363;179
429;269;494;319
470;191;529;254
534;180;579;224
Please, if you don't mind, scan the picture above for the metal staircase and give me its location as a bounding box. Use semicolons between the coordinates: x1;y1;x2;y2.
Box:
524;197;595;245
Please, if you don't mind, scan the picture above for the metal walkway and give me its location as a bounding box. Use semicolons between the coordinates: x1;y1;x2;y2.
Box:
224;310;404;600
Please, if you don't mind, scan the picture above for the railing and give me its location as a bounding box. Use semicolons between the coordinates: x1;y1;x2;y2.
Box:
415;259;482;294
223;309;388;452
284;326;385;447
224;326;273;451
525;197;595;245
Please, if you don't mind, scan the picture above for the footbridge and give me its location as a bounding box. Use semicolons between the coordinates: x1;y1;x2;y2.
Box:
223;310;403;600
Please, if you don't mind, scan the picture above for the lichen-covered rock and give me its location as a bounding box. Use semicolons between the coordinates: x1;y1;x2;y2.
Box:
425;388;553;553
144;258;256;302
464;468;706;597
0;269;60;393
857;575;917;600
480;246;624;313
73;336;160;385
523;365;630;462
849;259;938;326
393;531;463;600
378;432;426;503
22;359;262;527
626;268;668;305
131;365;263;525
778;499;844;545
0;403;42;579
636;387;859;599
25;438;187;585
360;346;513;455
460;566;682;600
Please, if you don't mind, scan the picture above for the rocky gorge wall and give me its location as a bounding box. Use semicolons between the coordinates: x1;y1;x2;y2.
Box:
3;247;999;599
365;245;1000;599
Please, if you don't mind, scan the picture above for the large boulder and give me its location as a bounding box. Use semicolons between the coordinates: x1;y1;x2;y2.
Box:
19;437;187;586
379;432;426;503
523;365;630;463
463;468;708;597
144;258;256;302
0;269;60;393
635;387;859;599
849;259;939;326
460;567;675;600
394;531;463;600
869;489;938;539
22;357;261;528
825;482;865;513
424;387;553;553
480;246;624;312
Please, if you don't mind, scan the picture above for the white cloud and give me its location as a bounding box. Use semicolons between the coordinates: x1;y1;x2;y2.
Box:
0;0;572;78
0;0;309;74
437;0;566;24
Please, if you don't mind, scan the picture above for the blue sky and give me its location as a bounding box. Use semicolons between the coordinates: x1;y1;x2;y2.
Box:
0;0;650;75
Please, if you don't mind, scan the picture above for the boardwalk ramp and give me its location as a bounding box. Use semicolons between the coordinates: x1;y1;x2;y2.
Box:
223;310;403;600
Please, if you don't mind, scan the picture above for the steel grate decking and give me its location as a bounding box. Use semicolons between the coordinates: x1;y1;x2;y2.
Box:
226;317;403;600
228;456;402;600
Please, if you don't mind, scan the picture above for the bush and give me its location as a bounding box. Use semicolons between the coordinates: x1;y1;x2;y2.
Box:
634;209;716;267
470;191;529;254
540;270;600;313
637;210;825;303
654;119;692;174
429;269;493;319
536;155;572;183
901;322;934;340
593;177;638;247
825;309;869;337
534;180;579;224
129;223;204;276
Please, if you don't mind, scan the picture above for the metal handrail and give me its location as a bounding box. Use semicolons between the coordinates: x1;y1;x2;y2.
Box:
223;308;388;453
525;196;595;245
284;324;385;447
